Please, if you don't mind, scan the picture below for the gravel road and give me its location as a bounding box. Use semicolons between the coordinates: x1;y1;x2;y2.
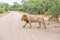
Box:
0;11;60;40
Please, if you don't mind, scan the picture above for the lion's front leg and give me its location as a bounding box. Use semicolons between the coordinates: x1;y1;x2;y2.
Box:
23;22;27;28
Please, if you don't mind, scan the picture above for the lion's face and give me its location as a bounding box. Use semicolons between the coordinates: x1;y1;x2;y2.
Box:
21;15;28;21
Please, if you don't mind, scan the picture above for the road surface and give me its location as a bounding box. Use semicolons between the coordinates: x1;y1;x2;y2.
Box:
0;11;60;40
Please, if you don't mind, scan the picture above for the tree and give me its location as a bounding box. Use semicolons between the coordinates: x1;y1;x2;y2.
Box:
9;2;21;11
20;0;60;21
45;0;60;21
0;2;9;14
20;0;45;14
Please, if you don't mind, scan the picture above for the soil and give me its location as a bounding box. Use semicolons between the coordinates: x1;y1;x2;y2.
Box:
0;11;60;40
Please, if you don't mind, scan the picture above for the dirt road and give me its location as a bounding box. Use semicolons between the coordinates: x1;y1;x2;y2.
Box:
0;11;60;40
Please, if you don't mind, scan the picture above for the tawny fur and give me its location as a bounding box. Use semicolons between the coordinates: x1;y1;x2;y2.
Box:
21;15;46;29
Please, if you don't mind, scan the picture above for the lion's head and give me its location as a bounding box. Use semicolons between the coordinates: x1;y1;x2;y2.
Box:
21;15;29;22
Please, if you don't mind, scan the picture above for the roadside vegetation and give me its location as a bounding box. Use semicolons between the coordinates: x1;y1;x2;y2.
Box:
0;0;60;21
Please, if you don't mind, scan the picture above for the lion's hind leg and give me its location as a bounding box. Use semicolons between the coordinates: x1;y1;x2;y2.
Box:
29;22;32;28
42;20;46;29
37;21;41;29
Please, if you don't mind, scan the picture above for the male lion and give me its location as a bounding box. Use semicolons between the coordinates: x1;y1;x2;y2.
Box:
21;14;46;29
